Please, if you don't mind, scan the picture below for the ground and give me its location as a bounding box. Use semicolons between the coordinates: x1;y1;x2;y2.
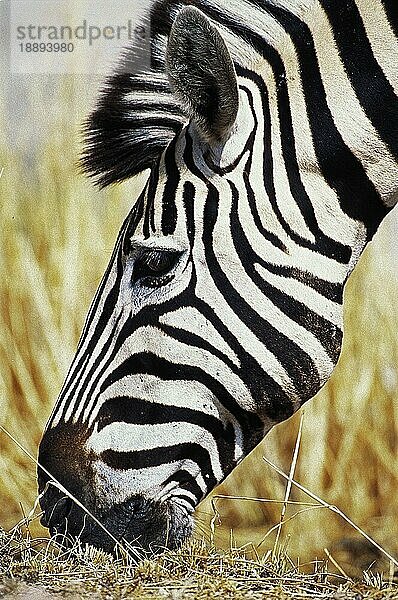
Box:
1;525;398;600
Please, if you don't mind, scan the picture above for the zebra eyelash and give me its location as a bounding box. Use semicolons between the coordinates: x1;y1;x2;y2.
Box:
131;249;183;288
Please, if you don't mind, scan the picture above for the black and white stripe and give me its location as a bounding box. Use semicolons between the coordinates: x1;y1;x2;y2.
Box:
39;0;398;553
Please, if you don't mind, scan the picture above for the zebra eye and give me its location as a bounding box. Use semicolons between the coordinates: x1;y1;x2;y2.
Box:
132;250;181;288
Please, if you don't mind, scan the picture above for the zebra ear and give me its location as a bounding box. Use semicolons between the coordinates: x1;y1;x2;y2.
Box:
166;6;239;143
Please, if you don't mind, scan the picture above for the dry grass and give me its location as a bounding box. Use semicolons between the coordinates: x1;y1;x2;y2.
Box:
1;522;398;599
1;83;398;592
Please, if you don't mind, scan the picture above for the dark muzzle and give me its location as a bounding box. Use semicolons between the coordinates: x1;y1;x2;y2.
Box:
39;482;192;556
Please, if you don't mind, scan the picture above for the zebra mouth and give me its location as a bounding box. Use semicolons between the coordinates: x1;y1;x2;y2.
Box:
40;487;193;556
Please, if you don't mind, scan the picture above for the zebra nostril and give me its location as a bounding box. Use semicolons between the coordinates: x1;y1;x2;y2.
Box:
45;496;73;528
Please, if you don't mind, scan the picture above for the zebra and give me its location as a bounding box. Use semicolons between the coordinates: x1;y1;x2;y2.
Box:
38;0;398;554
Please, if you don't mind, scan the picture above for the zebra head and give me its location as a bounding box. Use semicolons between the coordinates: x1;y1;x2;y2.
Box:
38;1;386;554
39;6;270;554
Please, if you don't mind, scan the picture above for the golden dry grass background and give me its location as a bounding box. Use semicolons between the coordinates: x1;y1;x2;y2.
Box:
1;84;398;575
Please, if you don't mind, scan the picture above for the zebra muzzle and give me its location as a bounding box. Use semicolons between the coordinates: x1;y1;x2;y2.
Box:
39;482;193;556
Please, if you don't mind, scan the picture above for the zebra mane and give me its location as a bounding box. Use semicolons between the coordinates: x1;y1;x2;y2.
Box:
81;0;261;187
81;1;190;188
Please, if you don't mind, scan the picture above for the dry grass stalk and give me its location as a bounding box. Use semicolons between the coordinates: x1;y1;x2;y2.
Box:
273;412;304;559
262;456;398;570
